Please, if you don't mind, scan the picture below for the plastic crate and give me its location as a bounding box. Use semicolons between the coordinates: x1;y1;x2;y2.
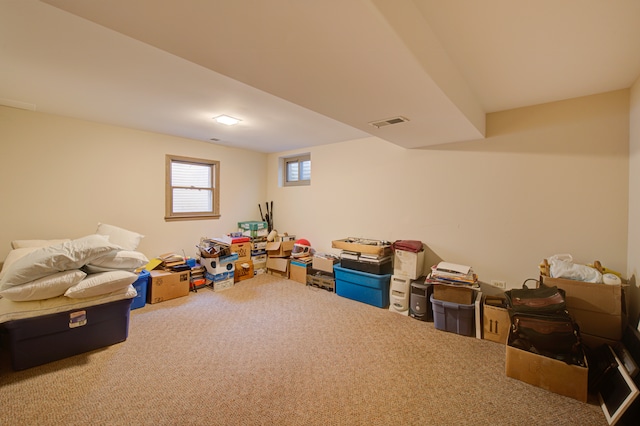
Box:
430;294;476;337
130;270;150;310
334;265;391;308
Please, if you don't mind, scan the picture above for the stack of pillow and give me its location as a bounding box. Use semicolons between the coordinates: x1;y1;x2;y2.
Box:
0;223;148;302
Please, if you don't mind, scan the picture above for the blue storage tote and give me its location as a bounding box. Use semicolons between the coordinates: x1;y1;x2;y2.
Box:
430;294;475;336
333;265;391;308
130;270;150;310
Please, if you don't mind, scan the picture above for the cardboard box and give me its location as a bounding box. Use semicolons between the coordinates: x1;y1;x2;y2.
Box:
312;255;339;274
483;295;510;344
541;274;623;340
148;270;190;304
393;249;425;279
202;253;237;282
290;260;311;284
234;260;254;282
266;257;289;278
505;343;588;402
230;242;252;261
266;240;295;258
331;238;392;256
432;283;476;305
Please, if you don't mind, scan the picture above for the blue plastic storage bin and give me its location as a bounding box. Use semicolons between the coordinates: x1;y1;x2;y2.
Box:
130;270;150;310
430;294;476;336
333;265;391;308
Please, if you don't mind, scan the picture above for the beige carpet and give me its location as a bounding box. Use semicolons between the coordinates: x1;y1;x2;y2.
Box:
0;274;607;425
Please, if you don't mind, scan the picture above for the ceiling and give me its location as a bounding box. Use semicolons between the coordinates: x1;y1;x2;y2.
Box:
2;1;640;153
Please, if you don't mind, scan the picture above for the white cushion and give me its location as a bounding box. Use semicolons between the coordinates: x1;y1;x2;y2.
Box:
0;247;40;279
87;250;149;271
64;270;138;299
0;270;87;301
0;234;120;289
11;239;71;249
96;223;144;251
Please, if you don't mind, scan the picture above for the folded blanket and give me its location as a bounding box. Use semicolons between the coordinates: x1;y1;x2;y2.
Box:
392;240;423;253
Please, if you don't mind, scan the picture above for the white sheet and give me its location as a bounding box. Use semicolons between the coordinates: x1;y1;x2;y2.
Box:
0;284;136;324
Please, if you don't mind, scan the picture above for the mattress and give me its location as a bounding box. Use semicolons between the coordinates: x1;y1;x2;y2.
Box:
0;286;136;370
0;285;136;324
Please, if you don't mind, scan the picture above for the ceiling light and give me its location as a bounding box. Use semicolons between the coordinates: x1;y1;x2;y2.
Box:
213;115;241;125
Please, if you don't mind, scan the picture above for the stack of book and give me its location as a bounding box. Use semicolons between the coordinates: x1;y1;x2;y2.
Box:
159;252;186;269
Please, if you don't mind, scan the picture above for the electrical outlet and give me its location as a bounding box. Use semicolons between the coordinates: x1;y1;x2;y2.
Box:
490;280;507;289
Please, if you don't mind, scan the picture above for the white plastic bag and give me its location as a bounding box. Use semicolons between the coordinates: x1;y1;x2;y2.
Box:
548;255;603;283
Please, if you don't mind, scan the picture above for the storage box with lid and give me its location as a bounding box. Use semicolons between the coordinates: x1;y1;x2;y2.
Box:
130;269;150;310
430;294;477;337
334;265;391;308
237;221;268;238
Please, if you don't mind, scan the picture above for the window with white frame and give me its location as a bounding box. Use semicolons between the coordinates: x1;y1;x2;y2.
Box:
283;153;311;187
165;155;220;221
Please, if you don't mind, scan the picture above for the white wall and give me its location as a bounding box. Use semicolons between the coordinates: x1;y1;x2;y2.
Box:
0;106;267;261
628;78;640;327
267;90;630;290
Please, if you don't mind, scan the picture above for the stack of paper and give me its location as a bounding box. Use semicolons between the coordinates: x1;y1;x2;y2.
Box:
430;261;478;286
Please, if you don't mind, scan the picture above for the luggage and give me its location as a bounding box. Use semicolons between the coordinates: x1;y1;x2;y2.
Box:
506;280;584;366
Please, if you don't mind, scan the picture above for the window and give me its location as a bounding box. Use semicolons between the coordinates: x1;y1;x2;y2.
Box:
165;155;220;221
283;153;311;187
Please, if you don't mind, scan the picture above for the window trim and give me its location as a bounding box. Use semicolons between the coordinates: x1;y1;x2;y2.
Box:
165;154;220;221
282;153;311;187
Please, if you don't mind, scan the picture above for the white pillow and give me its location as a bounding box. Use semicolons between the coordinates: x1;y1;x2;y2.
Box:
87;250;149;271
0;234;120;289
96;223;144;251
64;270;138;299
0;270;87;301
11;239;71;249
0;247;40;279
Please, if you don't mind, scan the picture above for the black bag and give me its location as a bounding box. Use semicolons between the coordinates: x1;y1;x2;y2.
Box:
504;282;566;315
509;311;584;366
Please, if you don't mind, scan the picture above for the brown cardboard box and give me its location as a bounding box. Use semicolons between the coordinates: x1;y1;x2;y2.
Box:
230;242;252;262
148;270;190;304
433;284;476;305
505;343;588;402
234;260;254;283
540;274;623;340
312;255;338;274
483;295;510;344
331;238;391;256
290;260;311;284
266;257;289;278
266;240;295;258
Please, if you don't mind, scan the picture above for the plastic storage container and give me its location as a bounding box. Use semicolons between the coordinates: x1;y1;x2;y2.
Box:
334;265;391;308
430;294;476;336
130;270;150;310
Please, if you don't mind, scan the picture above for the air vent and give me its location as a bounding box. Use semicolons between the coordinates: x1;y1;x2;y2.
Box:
368;116;409;129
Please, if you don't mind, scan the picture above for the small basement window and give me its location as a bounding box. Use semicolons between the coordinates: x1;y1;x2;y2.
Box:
165;155;220;221
282;153;311;187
